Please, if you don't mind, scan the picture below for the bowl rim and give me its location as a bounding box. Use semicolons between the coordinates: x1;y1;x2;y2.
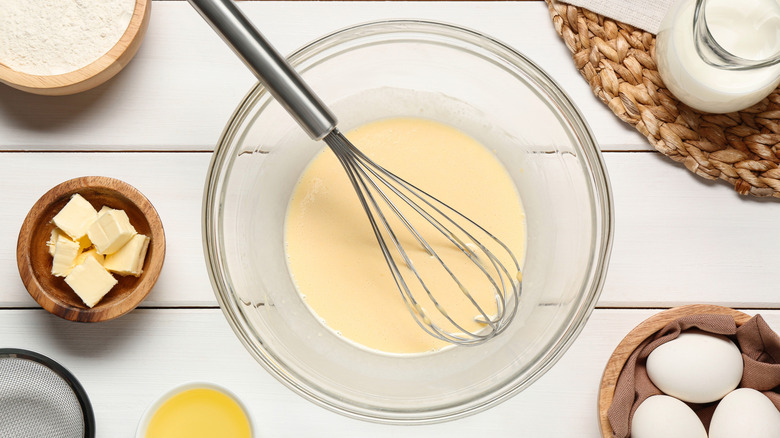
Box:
16;176;165;322
0;0;151;95
202;19;613;424
597;304;753;437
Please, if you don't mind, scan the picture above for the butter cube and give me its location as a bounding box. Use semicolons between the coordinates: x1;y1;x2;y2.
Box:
52;194;97;240
47;227;64;256
104;234;149;277
51;235;81;277
64;256;117;308
87;208;136;254
75;247;104;266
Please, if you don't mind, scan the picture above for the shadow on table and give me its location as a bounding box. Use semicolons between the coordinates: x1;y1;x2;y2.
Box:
0;61;138;132
36;308;151;359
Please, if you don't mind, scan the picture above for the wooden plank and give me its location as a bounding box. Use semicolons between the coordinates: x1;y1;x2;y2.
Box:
0;307;777;436
1;151;778;309
0;1;647;152
602;152;780;308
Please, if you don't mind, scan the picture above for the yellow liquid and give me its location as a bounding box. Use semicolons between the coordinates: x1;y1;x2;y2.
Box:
285;118;526;354
144;388;251;438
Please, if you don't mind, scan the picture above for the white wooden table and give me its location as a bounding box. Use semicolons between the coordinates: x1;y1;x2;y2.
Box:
2;2;779;436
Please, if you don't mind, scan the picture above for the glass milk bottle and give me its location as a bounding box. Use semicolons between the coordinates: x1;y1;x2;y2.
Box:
656;0;780;113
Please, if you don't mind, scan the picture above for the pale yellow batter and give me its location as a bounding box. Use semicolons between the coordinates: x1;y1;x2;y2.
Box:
285;118;526;354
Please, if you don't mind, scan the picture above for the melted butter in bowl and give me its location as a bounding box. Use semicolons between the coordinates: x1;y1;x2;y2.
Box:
284;117;527;354
137;383;252;438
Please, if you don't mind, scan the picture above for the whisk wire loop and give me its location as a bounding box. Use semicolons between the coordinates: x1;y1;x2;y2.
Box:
350;149;502;336
325;136;456;342
324;130;522;346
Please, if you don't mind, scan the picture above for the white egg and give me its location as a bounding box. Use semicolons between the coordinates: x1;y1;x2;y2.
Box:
709;388;780;438
631;395;707;438
646;329;743;403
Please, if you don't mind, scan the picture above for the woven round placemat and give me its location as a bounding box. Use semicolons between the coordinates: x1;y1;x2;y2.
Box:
545;0;780;198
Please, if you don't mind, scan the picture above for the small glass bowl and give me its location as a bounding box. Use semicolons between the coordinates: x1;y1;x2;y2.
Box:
203;20;613;424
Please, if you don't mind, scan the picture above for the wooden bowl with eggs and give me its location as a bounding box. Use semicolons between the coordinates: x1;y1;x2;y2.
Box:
17;176;165;322
598;304;752;437
0;0;150;95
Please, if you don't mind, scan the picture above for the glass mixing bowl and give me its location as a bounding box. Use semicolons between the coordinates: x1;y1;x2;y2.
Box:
203;20;613;424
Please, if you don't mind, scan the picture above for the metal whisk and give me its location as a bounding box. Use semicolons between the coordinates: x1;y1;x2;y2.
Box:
189;0;522;345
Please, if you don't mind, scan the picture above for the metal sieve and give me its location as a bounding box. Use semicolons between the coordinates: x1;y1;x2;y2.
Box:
0;348;95;438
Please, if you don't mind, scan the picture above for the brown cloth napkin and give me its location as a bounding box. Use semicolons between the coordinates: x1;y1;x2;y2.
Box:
607;314;780;438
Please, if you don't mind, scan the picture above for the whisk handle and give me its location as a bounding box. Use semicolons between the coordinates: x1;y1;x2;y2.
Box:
188;0;337;140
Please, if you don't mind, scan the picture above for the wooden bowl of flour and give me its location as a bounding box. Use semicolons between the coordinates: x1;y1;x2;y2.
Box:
0;0;150;95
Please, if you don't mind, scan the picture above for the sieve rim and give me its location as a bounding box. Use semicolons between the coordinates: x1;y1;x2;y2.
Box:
0;348;96;438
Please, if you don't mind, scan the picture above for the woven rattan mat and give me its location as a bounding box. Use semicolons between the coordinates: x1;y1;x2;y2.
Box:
545;0;780;198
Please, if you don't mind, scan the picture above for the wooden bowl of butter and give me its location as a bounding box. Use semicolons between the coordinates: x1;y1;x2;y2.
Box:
0;0;150;95
17;176;165;322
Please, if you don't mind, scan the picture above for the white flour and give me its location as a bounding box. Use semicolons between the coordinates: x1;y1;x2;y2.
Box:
0;0;136;76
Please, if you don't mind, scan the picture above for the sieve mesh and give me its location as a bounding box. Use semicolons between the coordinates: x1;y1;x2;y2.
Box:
0;350;92;438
